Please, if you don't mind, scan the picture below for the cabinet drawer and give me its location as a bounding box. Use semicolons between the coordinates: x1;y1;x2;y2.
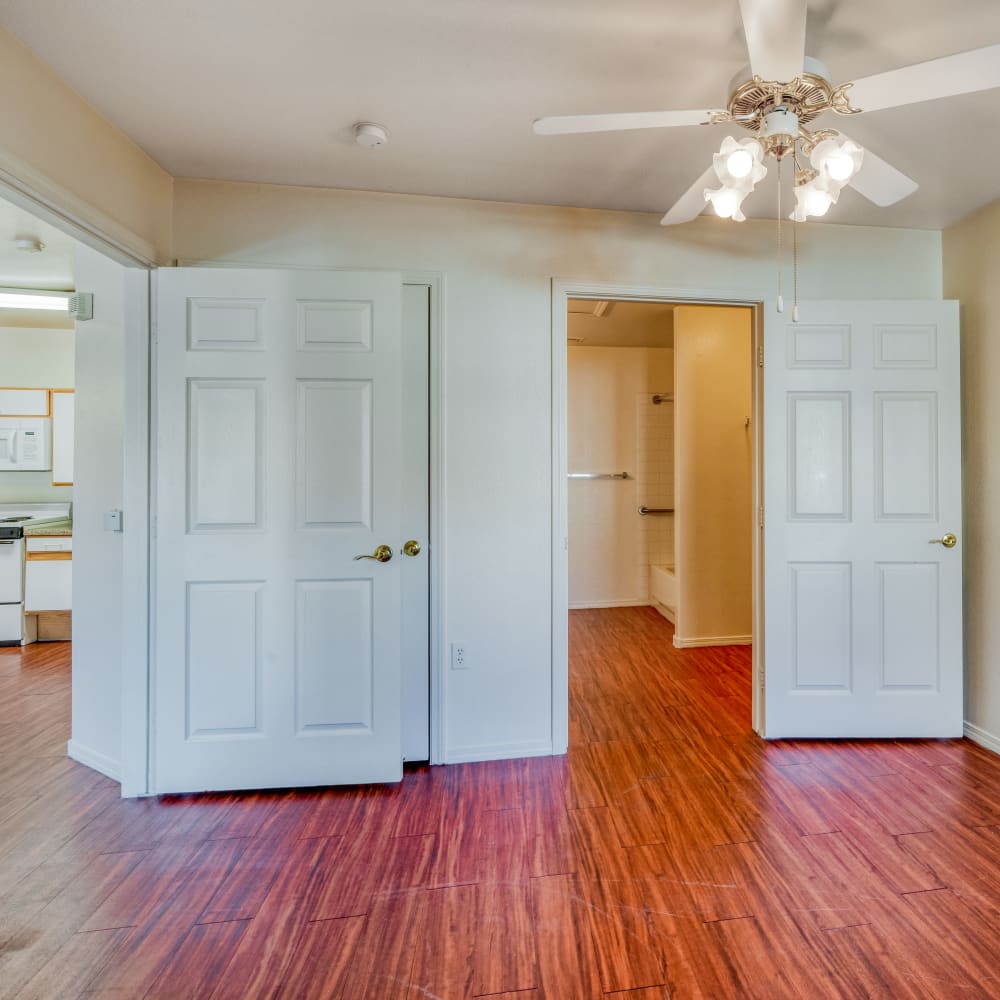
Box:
26;536;72;553
25;559;72;611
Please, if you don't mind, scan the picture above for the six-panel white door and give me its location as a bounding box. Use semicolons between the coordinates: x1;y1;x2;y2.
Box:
764;301;962;738
153;268;405;792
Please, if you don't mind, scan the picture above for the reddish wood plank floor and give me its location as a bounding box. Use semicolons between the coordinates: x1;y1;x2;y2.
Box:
2;608;1000;998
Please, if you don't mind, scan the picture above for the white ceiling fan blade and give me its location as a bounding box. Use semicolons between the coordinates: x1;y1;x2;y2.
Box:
660;165;718;226
737;0;807;82
849;44;1000;113
533;109;723;136
843;139;918;207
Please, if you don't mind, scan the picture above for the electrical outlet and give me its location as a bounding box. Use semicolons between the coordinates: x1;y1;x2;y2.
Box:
451;643;469;670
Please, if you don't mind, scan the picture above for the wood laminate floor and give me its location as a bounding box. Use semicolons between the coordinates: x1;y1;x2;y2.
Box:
1;607;999;998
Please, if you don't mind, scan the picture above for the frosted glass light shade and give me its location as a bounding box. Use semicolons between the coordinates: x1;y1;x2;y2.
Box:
713;136;767;187
790;175;841;221
704;184;750;222
810;138;864;185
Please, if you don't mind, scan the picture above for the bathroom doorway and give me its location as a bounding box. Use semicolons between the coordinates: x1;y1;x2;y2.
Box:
552;285;763;748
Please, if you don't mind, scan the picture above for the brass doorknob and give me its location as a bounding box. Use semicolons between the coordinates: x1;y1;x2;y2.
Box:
354;544;393;562
402;539;421;557
929;533;958;549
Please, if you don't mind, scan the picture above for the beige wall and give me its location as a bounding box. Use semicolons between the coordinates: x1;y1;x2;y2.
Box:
0;325;74;503
944;198;1000;746
0;26;173;262
674;306;753;644
567;346;673;607
171;177;942;759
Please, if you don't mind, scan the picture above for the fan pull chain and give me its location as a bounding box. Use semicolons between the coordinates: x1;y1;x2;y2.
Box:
792;210;799;323
776;156;784;314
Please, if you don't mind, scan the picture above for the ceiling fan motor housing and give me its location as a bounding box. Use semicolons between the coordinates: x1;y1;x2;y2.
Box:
760;108;799;157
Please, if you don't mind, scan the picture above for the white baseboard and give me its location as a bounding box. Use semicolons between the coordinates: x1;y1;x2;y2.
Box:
67;740;122;784
444;739;554;764
568;599;648;610
673;634;753;648
964;721;1000;756
651;601;676;624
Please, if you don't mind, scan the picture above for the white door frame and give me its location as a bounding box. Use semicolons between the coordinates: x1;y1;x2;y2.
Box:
146;265;447;791
551;279;769;750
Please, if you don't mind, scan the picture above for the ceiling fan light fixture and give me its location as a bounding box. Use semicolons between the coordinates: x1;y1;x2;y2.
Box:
713;136;767;187
791;173;840;221
810;138;864;184
705;184;750;221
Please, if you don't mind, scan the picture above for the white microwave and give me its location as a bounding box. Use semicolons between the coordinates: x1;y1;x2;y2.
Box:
0;418;52;471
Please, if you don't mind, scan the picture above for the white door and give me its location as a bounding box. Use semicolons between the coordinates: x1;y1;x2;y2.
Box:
153;267;413;792
764;300;962;738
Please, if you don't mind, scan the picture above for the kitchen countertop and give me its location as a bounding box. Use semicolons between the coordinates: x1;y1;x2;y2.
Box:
23;519;73;536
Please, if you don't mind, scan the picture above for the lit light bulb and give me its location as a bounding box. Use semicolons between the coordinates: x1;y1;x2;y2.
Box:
726;149;754;179
825;152;855;182
713;136;767;188
805;187;833;216
705;186;743;220
790;175;840;222
809;138;864;187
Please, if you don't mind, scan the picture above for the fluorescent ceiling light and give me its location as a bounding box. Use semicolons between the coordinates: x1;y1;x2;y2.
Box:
0;288;71;311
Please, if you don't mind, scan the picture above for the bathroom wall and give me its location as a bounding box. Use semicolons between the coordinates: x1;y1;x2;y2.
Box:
567;345;672;607
0;324;74;503
673;305;753;645
944;196;1000;750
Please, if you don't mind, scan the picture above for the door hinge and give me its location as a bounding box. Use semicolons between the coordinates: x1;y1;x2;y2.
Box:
758;346;764;367
759;506;764;529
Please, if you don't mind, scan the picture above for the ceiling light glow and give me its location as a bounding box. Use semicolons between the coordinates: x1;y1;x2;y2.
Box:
0;290;71;311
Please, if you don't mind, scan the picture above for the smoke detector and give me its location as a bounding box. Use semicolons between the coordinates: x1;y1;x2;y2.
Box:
353;122;389;148
15;239;45;254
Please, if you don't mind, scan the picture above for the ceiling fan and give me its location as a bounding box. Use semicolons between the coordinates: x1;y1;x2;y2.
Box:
533;0;1000;225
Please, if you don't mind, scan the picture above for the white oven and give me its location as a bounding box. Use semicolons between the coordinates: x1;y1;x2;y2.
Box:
0;535;25;644
0;418;52;471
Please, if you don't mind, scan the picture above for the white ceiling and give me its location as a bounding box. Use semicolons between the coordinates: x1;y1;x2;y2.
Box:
0;198;75;328
569;300;676;348
2;0;999;229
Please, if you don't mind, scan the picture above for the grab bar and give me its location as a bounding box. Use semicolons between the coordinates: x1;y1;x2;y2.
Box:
568;472;630;480
638;506;674;515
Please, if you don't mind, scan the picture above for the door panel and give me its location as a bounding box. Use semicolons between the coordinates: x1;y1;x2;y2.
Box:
154;267;407;793
764;300;962;738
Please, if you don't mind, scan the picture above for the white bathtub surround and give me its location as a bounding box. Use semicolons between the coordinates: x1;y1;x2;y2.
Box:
567;346;672;608
636;392;675;574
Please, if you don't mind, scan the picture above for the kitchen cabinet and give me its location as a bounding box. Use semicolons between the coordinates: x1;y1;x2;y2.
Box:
51;390;74;485
0;388;49;416
25;536;72;612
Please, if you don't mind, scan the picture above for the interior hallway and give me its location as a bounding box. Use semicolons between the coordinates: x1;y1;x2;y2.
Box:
1;608;999;998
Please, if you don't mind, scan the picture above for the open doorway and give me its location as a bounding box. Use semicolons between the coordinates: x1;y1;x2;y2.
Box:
552;286;763;751
0;192;151;792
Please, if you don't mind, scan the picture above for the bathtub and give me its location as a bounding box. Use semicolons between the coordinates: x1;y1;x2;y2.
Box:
648;563;677;623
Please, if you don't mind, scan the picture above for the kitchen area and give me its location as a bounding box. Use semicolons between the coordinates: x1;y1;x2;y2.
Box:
0;212;76;649
0;499;73;646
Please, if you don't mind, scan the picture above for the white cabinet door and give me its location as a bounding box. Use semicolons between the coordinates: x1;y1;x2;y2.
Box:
0;388;49;416
25;558;72;611
154;268;406;793
51;391;74;485
764;301;962;737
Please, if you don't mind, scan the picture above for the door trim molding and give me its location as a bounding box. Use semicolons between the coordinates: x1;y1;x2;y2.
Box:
0;150;159;267
409;271;448;766
551;279;769;752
